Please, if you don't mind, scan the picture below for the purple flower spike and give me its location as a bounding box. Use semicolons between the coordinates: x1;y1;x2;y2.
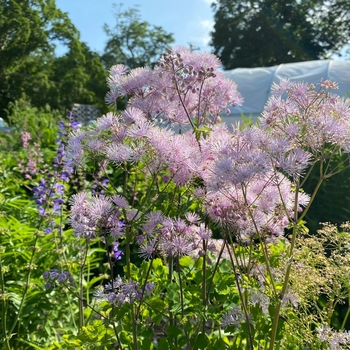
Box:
49;269;59;279
101;179;110;187
58;272;68;283
38;206;45;216
71;121;81;129
108;292;117;303
54;184;65;195
58;121;65;130
112;242;124;260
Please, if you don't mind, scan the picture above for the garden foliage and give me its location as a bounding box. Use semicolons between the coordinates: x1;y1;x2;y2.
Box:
2;47;350;349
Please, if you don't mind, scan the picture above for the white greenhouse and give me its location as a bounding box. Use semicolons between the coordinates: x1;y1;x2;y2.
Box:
223;59;350;123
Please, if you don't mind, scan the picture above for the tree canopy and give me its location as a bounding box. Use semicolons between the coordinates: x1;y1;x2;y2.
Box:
210;0;350;69
0;0;107;120
102;4;174;70
0;1;174;121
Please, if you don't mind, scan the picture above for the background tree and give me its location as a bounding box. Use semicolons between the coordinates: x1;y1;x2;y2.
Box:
47;42;108;112
102;4;174;70
0;0;107;121
210;0;350;69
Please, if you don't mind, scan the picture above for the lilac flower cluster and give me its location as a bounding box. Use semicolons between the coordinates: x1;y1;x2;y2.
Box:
21;131;31;148
65;107;203;185
18;131;45;179
69;192;128;239
65;106;311;241
260;78;350;176
194;124;309;240
42;269;75;289
94;276;154;306
59;47;350;349
65;46;350;253
105;46;243;127
138;212;212;259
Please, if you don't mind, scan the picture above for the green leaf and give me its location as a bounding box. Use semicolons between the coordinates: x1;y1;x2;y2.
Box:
166;324;182;338
192;333;209;349
179;255;194;268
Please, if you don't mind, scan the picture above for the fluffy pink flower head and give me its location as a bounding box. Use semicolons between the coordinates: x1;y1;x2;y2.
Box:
69;192;126;239
205;172;309;241
200;125;270;188
260;79;350;154
138;213;212;259
105;46;243;128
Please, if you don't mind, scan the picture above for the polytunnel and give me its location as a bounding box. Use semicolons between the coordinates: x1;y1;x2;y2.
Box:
223;59;350;123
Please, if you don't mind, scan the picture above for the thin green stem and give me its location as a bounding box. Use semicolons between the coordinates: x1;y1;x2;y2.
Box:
78;240;89;328
341;293;350;329
0;248;10;350
55;212;77;329
225;232;254;350
202;239;207;336
124;225;138;350
205;238;226;304
241;186;277;295
135;258;154;319
63;282;123;349
269;180;300;350
131;305;139;350
300;161;316;187
103;232;123;346
176;257;191;348
269;158;325;349
298;178;324;222
168;254;175;332
327;296;337;326
173;70;195;131
125;228;131;280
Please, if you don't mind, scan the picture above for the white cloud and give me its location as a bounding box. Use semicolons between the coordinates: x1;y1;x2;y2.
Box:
199;19;214;45
201;19;214;31
201;0;218;5
184;1;216;51
187;19;214;50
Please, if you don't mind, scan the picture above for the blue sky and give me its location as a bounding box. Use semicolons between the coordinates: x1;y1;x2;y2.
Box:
55;0;215;56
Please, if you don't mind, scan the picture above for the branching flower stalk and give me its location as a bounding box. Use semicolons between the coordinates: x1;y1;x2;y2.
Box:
269;151;339;347
201;236;207;336
269;178;300;349
62;281;124;349
78;239;89;328
125;225;139;350
62;47;350;348
176;257;191;348
241;185;278;296
135;257;154;319
102;230;122;343
225;228;254;350
121;160;138;350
